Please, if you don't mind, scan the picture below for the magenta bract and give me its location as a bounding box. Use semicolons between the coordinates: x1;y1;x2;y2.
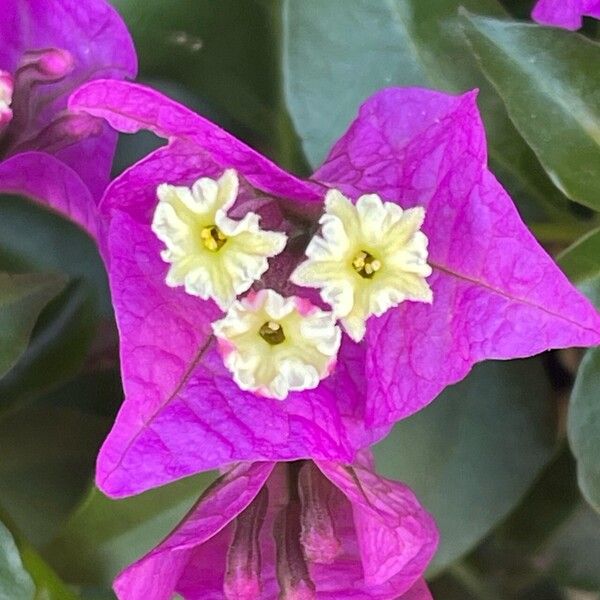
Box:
114;455;438;600
68;80;600;498
0;0;136;238
532;0;600;29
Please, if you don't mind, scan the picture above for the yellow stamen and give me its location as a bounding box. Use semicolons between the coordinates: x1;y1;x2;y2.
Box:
200;225;227;251
352;250;380;279
259;320;286;345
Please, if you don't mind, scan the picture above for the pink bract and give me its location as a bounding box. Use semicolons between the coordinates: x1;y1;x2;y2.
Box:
532;0;600;29
68;80;600;497
114;454;438;600
0;0;137;238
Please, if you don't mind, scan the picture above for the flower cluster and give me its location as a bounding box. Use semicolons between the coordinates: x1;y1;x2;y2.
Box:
66;81;600;501
9;1;600;598
150;163;433;399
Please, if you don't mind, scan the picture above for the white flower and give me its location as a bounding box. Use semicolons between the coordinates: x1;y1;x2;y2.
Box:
212;289;341;400
291;189;432;342
152;169;287;310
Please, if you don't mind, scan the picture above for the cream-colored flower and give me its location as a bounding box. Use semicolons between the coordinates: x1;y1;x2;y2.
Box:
291;189;432;342
152;169;287;310
212;289;341;400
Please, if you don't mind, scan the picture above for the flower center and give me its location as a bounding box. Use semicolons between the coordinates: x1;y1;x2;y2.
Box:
200;224;227;251
352;250;381;279
259;320;286;345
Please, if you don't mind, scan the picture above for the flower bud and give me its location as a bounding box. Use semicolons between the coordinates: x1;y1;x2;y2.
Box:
19;48;74;80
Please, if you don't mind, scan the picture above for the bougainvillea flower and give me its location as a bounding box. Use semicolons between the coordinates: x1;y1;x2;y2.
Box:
212;289;340;400
68;81;600;497
291;189;432;342
532;0;600;29
114;456;438;600
153;169;287;309
0;0;136;239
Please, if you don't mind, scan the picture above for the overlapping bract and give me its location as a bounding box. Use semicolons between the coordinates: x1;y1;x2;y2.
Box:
0;0;137;238
113;455;437;600
66;80;600;498
532;0;600;29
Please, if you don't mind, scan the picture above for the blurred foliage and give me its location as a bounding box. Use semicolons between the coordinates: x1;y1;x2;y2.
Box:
1;0;600;598
374;357;556;575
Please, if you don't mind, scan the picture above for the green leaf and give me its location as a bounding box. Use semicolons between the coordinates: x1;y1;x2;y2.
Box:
45;472;216;587
0;196;110;413
0;521;35;600
0;272;66;378
461;12;600;211
568;347;600;513
536;503;600;591
282;0;575;221
0;281;97;416
282;0;428;167
374;358;556;575
0;517;79;600
557;231;600;513
20;546;79;600
498;447;580;554
558;226;600;307
0;196;109;312
111;0;305;169
0;407;110;546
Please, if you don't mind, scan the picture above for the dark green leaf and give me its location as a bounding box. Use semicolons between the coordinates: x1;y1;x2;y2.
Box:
283;0;575;221
0;272;66;378
111;0;306;169
462;12;600;211
0;281;97;416
45;472;215;587
535;503;600;591
558;226;600;306
0;196;111;412
558;231;600;513
374;358;555;575
282;0;428;167
0;521;35;600
498;448;580;554
568;347;600;513
0;408;110;546
0;196;109;312
19;545;79;600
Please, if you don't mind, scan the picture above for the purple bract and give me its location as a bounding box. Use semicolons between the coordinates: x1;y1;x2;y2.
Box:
114;454;437;600
67;80;600;498
532;0;600;29
0;0;136;238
